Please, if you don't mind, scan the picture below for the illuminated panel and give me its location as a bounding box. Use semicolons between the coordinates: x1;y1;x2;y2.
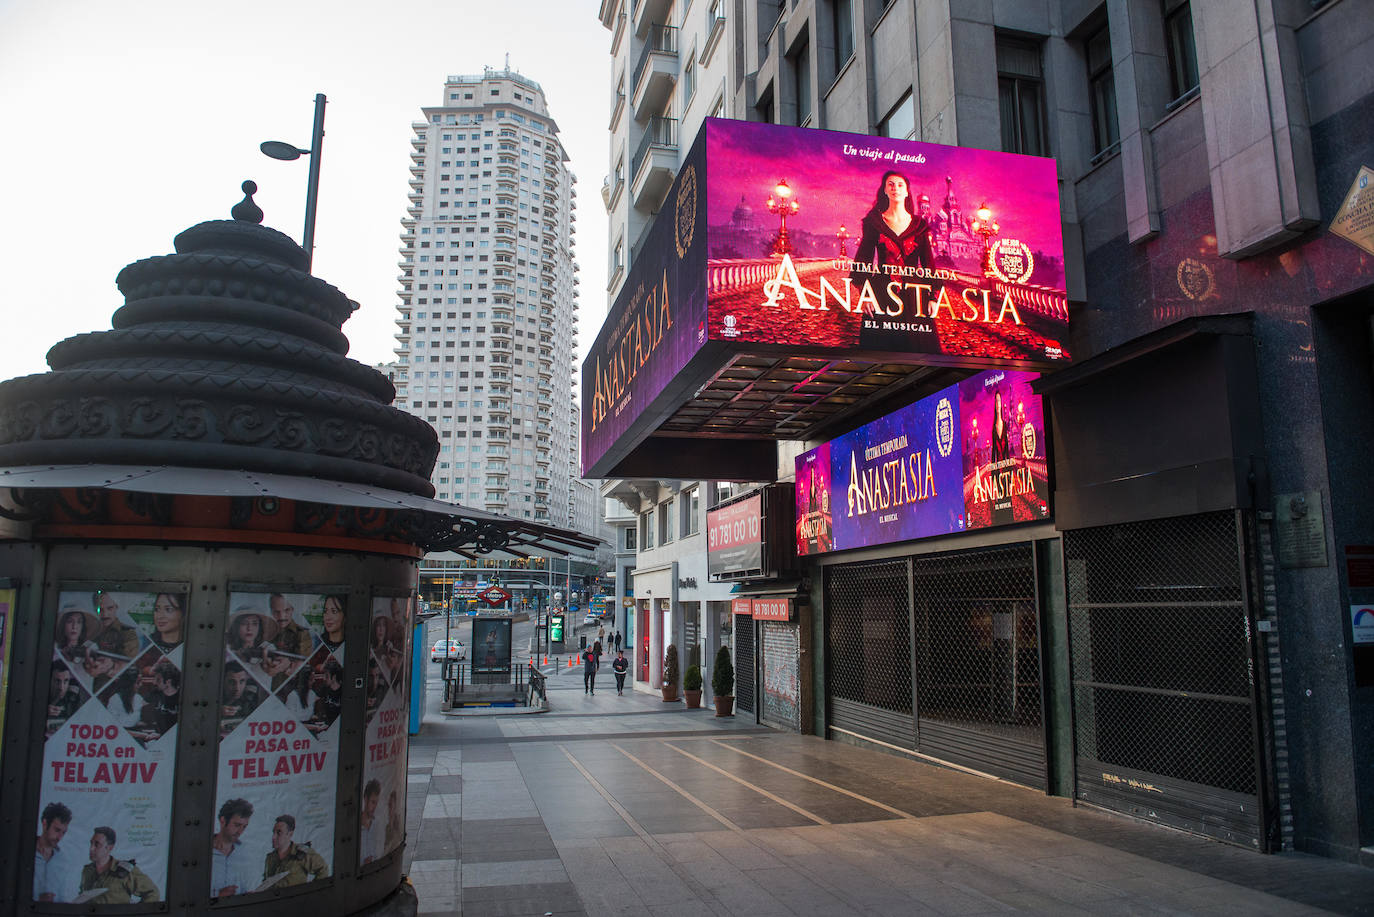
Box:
795;369;1050;556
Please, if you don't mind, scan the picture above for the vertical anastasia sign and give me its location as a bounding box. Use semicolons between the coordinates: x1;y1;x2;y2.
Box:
796;369;1049;555
211;591;345;898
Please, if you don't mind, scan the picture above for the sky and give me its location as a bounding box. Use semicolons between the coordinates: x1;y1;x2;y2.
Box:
0;0;612;382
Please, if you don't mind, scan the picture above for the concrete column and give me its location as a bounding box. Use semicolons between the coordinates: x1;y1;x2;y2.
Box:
1107;0;1170;242
1193;0;1320;257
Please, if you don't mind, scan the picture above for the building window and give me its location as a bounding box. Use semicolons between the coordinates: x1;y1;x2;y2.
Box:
1086;23;1119;157
684;56;697;102
680;486;700;537
658;499;673;545
792;40;811;125
1164;0;1199;102
640;511;654;549
832;0;854;70
997;36;1048;156
625;526;637;551
879;91;916;140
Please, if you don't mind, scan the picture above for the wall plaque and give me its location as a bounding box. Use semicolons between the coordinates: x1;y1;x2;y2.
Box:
1274;491;1327;568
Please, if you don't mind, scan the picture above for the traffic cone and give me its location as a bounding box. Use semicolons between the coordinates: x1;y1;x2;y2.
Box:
543;655;548;665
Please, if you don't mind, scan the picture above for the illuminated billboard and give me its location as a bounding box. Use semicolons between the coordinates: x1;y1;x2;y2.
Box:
703;120;1068;362
796;369;1049;556
582;119;1068;477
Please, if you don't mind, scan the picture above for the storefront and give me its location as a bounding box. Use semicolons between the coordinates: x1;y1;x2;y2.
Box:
1037;316;1277;850
797;369;1062;789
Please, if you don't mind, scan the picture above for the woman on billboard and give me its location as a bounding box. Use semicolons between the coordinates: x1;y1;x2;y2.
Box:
850;171;939;352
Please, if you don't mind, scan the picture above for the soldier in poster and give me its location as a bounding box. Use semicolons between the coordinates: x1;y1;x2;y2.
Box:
263;814;329;888
78;826;160;904
92;593;142;659
270;593;314;658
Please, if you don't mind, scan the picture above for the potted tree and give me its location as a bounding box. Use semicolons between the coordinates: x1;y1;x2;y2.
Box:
712;645;735;717
661;643;680;702
683;664;703;708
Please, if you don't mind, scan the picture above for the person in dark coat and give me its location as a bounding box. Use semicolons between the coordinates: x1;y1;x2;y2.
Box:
612;650;629;695
582;644;599;695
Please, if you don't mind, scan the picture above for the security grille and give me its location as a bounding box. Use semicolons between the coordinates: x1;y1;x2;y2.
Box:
912;543;1040;734
760;622;801;731
825;559;914;746
910;543;1044;786
1066;510;1262;844
735;615;755;715
826;559;912;714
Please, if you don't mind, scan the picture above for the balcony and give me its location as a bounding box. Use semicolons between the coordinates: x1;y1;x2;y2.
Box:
630;116;677;213
631;25;677;121
632;0;672;38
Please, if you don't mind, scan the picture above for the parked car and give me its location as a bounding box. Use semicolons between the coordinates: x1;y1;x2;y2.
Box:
431;639;466;662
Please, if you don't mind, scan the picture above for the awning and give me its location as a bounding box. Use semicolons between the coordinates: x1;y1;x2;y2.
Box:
0;464;600;557
729;578;806;599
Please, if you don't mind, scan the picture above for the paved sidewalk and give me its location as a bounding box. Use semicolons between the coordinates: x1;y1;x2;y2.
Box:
403;663;1374;917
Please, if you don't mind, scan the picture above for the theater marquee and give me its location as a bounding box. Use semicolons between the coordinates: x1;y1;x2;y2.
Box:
582;119;1068;479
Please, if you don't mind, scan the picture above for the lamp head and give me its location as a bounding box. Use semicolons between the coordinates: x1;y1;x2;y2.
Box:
775;180;792;199
976;202;992;223
260;141;308;161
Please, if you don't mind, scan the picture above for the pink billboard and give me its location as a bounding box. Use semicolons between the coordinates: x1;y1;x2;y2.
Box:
703;119;1069;364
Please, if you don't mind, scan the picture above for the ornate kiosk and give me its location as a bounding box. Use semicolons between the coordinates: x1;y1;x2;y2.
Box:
0;186;594;914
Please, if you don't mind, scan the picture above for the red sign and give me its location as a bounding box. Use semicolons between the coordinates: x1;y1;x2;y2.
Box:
752;598;792;621
731;597;753;617
708;494;763;577
479;586;511;607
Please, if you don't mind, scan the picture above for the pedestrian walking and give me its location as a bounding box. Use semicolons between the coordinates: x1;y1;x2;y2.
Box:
612;649;628;695
582;644;598;695
597;623;605;646
614;630;622;652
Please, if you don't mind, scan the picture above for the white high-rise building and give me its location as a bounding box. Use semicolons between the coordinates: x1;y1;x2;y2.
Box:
391;68;580;527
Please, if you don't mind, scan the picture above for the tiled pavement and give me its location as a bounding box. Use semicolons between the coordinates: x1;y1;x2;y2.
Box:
402;662;1374;917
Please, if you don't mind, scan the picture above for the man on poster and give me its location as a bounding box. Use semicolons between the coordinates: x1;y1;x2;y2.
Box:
269;594;313;658
34;801;74;902
78;826;160;903
210;798;255;898
263;814;329;888
359;779;383;865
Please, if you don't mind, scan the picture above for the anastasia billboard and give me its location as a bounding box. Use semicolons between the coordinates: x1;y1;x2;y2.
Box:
795;369;1050;556
582;119;1068;477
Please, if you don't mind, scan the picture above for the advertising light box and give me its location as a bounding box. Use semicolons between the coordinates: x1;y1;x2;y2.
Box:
796;369;1050;556
582;119;1068;477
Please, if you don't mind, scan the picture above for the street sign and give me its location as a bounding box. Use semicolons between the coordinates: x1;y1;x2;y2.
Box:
479;585;511;607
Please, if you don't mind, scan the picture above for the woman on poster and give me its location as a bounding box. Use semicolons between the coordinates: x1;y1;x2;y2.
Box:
103;667;146;728
148;593;186;653
227;606;277;665
850;170;939;352
54;607;100;664
320;596;346;653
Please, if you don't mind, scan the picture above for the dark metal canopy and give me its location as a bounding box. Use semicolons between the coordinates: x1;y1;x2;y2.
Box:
605;351;968;481
0;464;599;558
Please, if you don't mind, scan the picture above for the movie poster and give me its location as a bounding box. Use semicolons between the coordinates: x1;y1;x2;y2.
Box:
0;586;14;775
959;370;1050;529
359;595;412;869
796;369;1049;556
210;591;345;899
35;588;188;904
703;119;1070;365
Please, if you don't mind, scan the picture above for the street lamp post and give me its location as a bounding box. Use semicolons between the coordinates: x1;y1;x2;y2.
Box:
971;201;1000;278
836;223;849;258
261;93;327;270
766;179;800;256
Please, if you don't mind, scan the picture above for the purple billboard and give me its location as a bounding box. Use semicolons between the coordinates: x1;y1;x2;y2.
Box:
582;118;1069;478
704;120;1069;363
582;131;709;476
796;370;1050;556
